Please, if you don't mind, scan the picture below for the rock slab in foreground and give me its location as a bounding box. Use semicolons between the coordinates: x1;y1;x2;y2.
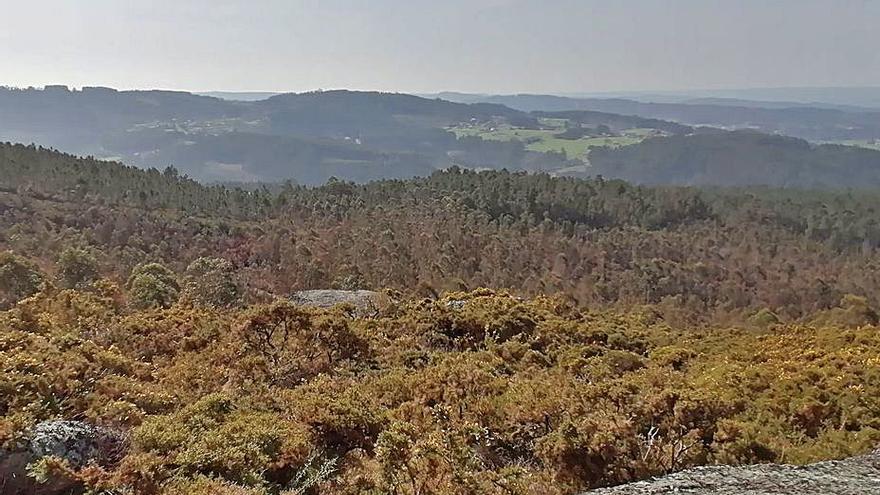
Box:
585;449;880;495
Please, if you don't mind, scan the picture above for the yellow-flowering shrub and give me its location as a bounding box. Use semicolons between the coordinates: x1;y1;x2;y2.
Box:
2;288;879;494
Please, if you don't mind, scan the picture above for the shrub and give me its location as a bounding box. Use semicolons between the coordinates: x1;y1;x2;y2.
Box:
181;257;240;308
0;251;45;309
131;394;313;487
57;247;100;289
127;263;180;309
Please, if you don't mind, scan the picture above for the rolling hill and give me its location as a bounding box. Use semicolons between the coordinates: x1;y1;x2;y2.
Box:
5;86;880;188
436;93;880;142
0;87;564;184
586;130;880;188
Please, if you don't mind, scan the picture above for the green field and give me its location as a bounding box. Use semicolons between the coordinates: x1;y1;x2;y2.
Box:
449;119;649;160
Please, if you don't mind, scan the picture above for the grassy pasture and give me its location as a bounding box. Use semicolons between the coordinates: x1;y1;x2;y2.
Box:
449;118;650;159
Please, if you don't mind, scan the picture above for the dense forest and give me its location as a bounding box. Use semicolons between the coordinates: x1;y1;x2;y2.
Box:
587;130;880;188
2;144;880;494
3;142;880;321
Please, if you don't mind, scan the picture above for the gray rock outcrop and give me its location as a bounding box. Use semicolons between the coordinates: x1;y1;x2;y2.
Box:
585;449;880;495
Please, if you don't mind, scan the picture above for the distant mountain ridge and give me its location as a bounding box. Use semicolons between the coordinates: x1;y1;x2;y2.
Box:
654;86;880;109
677;97;871;112
538;86;880;109
198;91;281;101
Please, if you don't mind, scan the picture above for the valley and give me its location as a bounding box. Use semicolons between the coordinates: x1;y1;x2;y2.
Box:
5;86;880;188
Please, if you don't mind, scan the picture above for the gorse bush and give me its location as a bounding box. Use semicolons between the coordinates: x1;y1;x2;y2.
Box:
2;284;879;494
130;393;313;488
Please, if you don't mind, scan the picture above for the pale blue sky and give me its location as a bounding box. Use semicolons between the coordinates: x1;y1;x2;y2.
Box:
1;0;878;93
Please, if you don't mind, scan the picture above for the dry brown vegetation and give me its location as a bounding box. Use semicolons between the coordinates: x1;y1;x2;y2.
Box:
2;144;880;493
2;287;879;494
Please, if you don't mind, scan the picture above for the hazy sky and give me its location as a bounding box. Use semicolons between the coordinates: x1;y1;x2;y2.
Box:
2;0;878;94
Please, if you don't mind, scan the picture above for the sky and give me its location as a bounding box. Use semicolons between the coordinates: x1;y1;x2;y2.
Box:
1;0;878;94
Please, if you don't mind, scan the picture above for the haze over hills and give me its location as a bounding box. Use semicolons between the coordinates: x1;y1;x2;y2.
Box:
434;86;880;109
3;85;880;188
206;87;880;109
561;86;880;109
198;91;282;101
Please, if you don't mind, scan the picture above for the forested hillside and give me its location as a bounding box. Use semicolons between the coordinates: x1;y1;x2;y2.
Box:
587;130;880;188
6;86;880;188
533;110;693;135
0;87;565;183
3;142;880;321
2;145;880;494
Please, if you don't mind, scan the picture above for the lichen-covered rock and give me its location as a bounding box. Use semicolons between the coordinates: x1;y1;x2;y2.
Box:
584;449;880;495
1;420;125;495
28;420;124;469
